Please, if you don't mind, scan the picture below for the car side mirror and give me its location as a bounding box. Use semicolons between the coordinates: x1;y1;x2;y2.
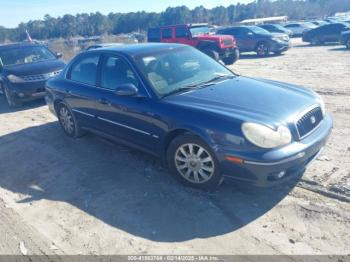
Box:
55;52;63;59
115;83;138;96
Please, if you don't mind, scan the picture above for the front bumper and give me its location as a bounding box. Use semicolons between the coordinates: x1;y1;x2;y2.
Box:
270;41;292;53
45;91;56;116
8;81;47;102
218;114;333;186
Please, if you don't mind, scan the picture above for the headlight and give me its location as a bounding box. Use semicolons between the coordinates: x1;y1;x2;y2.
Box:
7;74;25;83
242;122;292;149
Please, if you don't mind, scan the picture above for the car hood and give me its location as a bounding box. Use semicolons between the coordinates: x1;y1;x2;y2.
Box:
4;59;65;76
163;76;319;125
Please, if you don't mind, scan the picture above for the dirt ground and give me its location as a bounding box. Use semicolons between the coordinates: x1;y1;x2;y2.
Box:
0;38;349;256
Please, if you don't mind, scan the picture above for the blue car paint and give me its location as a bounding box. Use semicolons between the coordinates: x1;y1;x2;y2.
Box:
45;43;332;186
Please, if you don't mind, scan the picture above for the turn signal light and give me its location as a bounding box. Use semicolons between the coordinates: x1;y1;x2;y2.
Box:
225;156;244;164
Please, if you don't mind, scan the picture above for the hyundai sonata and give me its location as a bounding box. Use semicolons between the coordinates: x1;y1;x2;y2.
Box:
45;43;332;189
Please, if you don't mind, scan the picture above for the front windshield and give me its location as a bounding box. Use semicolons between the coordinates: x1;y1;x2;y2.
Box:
248;26;270;34
134;46;234;97
189;26;210;37
0;45;56;67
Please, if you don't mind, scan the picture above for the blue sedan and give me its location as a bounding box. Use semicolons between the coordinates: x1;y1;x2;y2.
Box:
45;43;332;189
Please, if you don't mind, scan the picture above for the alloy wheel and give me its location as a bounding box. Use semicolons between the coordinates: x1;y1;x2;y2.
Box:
175;143;215;184
59;106;75;135
256;44;269;56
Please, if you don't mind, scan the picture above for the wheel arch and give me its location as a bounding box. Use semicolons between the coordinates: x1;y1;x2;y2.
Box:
53;99;64;114
196;40;219;52
162;127;215;166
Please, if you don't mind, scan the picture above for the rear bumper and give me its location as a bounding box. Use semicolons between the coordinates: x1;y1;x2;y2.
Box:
45;91;56;116
218;114;333;187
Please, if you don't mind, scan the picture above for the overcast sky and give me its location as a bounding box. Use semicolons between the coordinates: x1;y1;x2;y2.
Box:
0;0;252;28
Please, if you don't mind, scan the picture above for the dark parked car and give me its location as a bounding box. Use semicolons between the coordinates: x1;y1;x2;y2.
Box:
46;43;332;189
283;22;316;37
302;23;350;45
259;24;293;37
217;26;291;56
340;30;350;49
0;43;65;107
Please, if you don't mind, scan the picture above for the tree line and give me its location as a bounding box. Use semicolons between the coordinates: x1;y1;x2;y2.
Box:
1;0;349;42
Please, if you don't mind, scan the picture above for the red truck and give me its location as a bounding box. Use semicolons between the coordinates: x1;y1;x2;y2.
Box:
147;23;239;65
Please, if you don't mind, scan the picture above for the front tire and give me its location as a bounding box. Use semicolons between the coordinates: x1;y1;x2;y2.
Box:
346;39;350;49
2;84;20;108
222;51;239;65
57;103;84;138
204;49;220;61
255;42;270;56
167;134;222;190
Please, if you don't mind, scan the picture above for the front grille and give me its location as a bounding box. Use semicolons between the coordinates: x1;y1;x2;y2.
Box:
296;106;323;138
223;39;233;46
21;70;61;82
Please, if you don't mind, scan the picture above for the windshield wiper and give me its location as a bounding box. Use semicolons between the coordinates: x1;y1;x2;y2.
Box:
186;74;235;89
162;86;196;98
162;74;236;98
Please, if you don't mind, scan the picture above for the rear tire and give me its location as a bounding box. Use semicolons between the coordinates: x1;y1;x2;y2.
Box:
255;42;270;56
57;103;84;138
167;134;223;190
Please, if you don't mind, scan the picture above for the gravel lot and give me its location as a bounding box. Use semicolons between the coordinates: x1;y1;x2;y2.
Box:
0;38;349;256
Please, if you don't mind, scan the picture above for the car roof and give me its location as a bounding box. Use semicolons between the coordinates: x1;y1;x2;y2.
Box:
0;42;42;50
89;43;187;56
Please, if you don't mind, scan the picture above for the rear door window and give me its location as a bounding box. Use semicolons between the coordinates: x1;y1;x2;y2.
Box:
69;54;100;86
